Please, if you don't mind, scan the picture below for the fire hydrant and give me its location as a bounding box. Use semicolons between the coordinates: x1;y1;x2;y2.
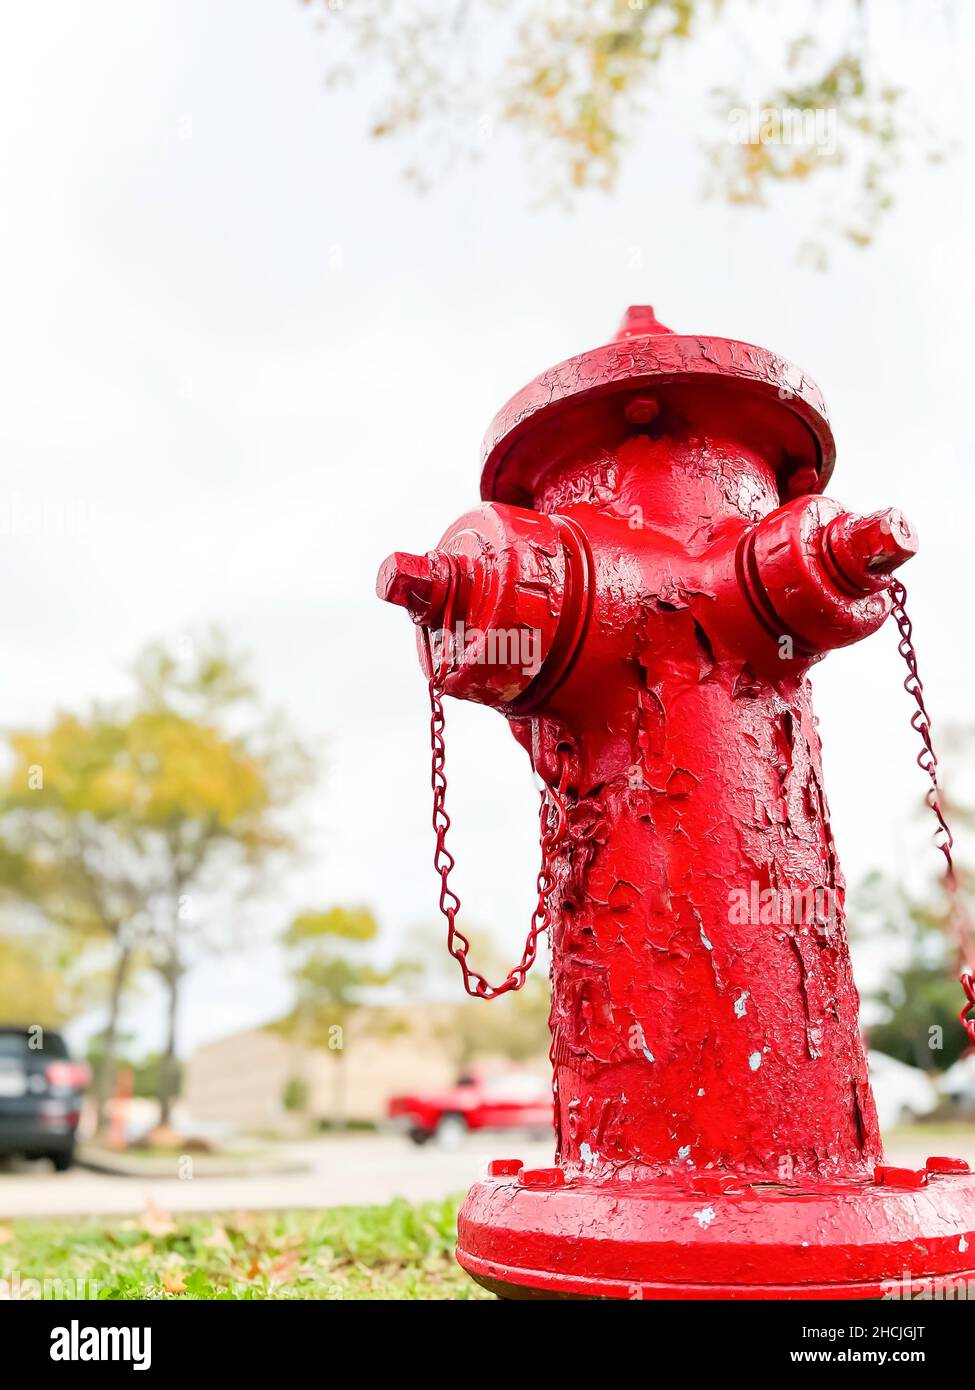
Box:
378;306;975;1299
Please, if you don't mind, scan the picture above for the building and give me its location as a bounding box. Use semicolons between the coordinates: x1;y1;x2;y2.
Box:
184;1007;461;1133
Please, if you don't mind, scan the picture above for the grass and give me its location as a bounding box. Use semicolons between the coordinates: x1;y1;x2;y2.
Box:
0;1195;491;1300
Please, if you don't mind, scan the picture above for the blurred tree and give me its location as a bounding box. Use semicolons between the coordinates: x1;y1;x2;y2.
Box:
852;725;975;1074
279;906;407;1127
307;0;949;254
0;927;97;1025
282;1074;310;1112
84;1038;183;1103
871;965;966;1074
0;630;313;1133
854;870;971;1073
449;971;551;1068
400;922;551;1066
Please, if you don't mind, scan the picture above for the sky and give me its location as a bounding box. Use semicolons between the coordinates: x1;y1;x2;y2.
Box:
0;0;972;1054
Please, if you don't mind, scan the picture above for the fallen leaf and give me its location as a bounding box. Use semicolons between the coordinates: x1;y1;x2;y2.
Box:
229;1210;259;1231
202;1225;231;1250
0;1227;13;1246
267;1249;299;1285
141;1200;176;1238
161;1269;186;1295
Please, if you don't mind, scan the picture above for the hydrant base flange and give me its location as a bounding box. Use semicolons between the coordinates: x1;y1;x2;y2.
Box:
457;1170;975;1300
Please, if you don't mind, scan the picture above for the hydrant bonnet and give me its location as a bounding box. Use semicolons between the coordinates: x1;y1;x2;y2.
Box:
480;305;835;509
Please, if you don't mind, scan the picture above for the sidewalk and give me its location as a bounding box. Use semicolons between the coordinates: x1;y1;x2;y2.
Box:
1;1128;971;1222
0;1133;554;1219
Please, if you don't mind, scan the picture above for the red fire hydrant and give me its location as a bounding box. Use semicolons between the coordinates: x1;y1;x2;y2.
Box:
378;306;975;1299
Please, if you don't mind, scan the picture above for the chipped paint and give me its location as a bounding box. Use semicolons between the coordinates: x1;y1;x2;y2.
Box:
693;1206;716;1229
526;427;897;1182
388;315;903;1185
382;306;975;1298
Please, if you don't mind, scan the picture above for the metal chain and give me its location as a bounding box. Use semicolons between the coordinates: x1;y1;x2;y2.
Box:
422;619;569;1000
888;578;975;1044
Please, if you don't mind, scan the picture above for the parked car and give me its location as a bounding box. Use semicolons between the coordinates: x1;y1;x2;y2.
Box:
868;1049;938;1130
0;1026;90;1170
388;1066;553;1148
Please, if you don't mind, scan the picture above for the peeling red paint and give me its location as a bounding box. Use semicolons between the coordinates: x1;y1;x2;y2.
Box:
378;307;975;1298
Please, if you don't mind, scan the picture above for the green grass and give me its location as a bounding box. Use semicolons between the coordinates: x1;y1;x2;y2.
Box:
0;1196;491;1300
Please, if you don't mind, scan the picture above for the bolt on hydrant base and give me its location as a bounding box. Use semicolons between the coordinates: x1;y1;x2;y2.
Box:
458;1162;975;1300
378;305;975;1299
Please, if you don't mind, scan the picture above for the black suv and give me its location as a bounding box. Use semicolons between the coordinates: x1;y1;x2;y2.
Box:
0;1027;89;1171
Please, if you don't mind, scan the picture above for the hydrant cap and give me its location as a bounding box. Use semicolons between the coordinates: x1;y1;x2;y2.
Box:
480;306;835;507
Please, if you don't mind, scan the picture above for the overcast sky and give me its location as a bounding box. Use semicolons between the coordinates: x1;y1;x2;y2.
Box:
1;1;972;1054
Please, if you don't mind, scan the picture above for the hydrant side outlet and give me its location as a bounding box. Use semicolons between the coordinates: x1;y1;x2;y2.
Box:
379;306;975;1299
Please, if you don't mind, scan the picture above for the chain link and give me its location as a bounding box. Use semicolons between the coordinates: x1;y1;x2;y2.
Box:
422;619;569;1000
888;578;975;1044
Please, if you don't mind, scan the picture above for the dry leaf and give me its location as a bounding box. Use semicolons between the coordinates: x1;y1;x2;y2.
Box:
141;1200;176;1238
229;1209;259;1231
161;1269;186;1295
267;1249;299;1285
202;1225;232;1250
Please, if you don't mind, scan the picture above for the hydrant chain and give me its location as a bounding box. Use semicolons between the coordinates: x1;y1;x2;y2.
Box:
425;644;569;1000
889;578;975;1043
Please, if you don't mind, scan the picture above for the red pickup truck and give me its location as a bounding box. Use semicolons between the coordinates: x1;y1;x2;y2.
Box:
388;1066;553;1148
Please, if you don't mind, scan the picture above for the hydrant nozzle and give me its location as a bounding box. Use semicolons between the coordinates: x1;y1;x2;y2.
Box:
823;508;918;592
376;550;451;626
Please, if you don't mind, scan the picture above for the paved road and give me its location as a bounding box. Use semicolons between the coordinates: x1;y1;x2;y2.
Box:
0;1134;555;1219
2;1129;972;1220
